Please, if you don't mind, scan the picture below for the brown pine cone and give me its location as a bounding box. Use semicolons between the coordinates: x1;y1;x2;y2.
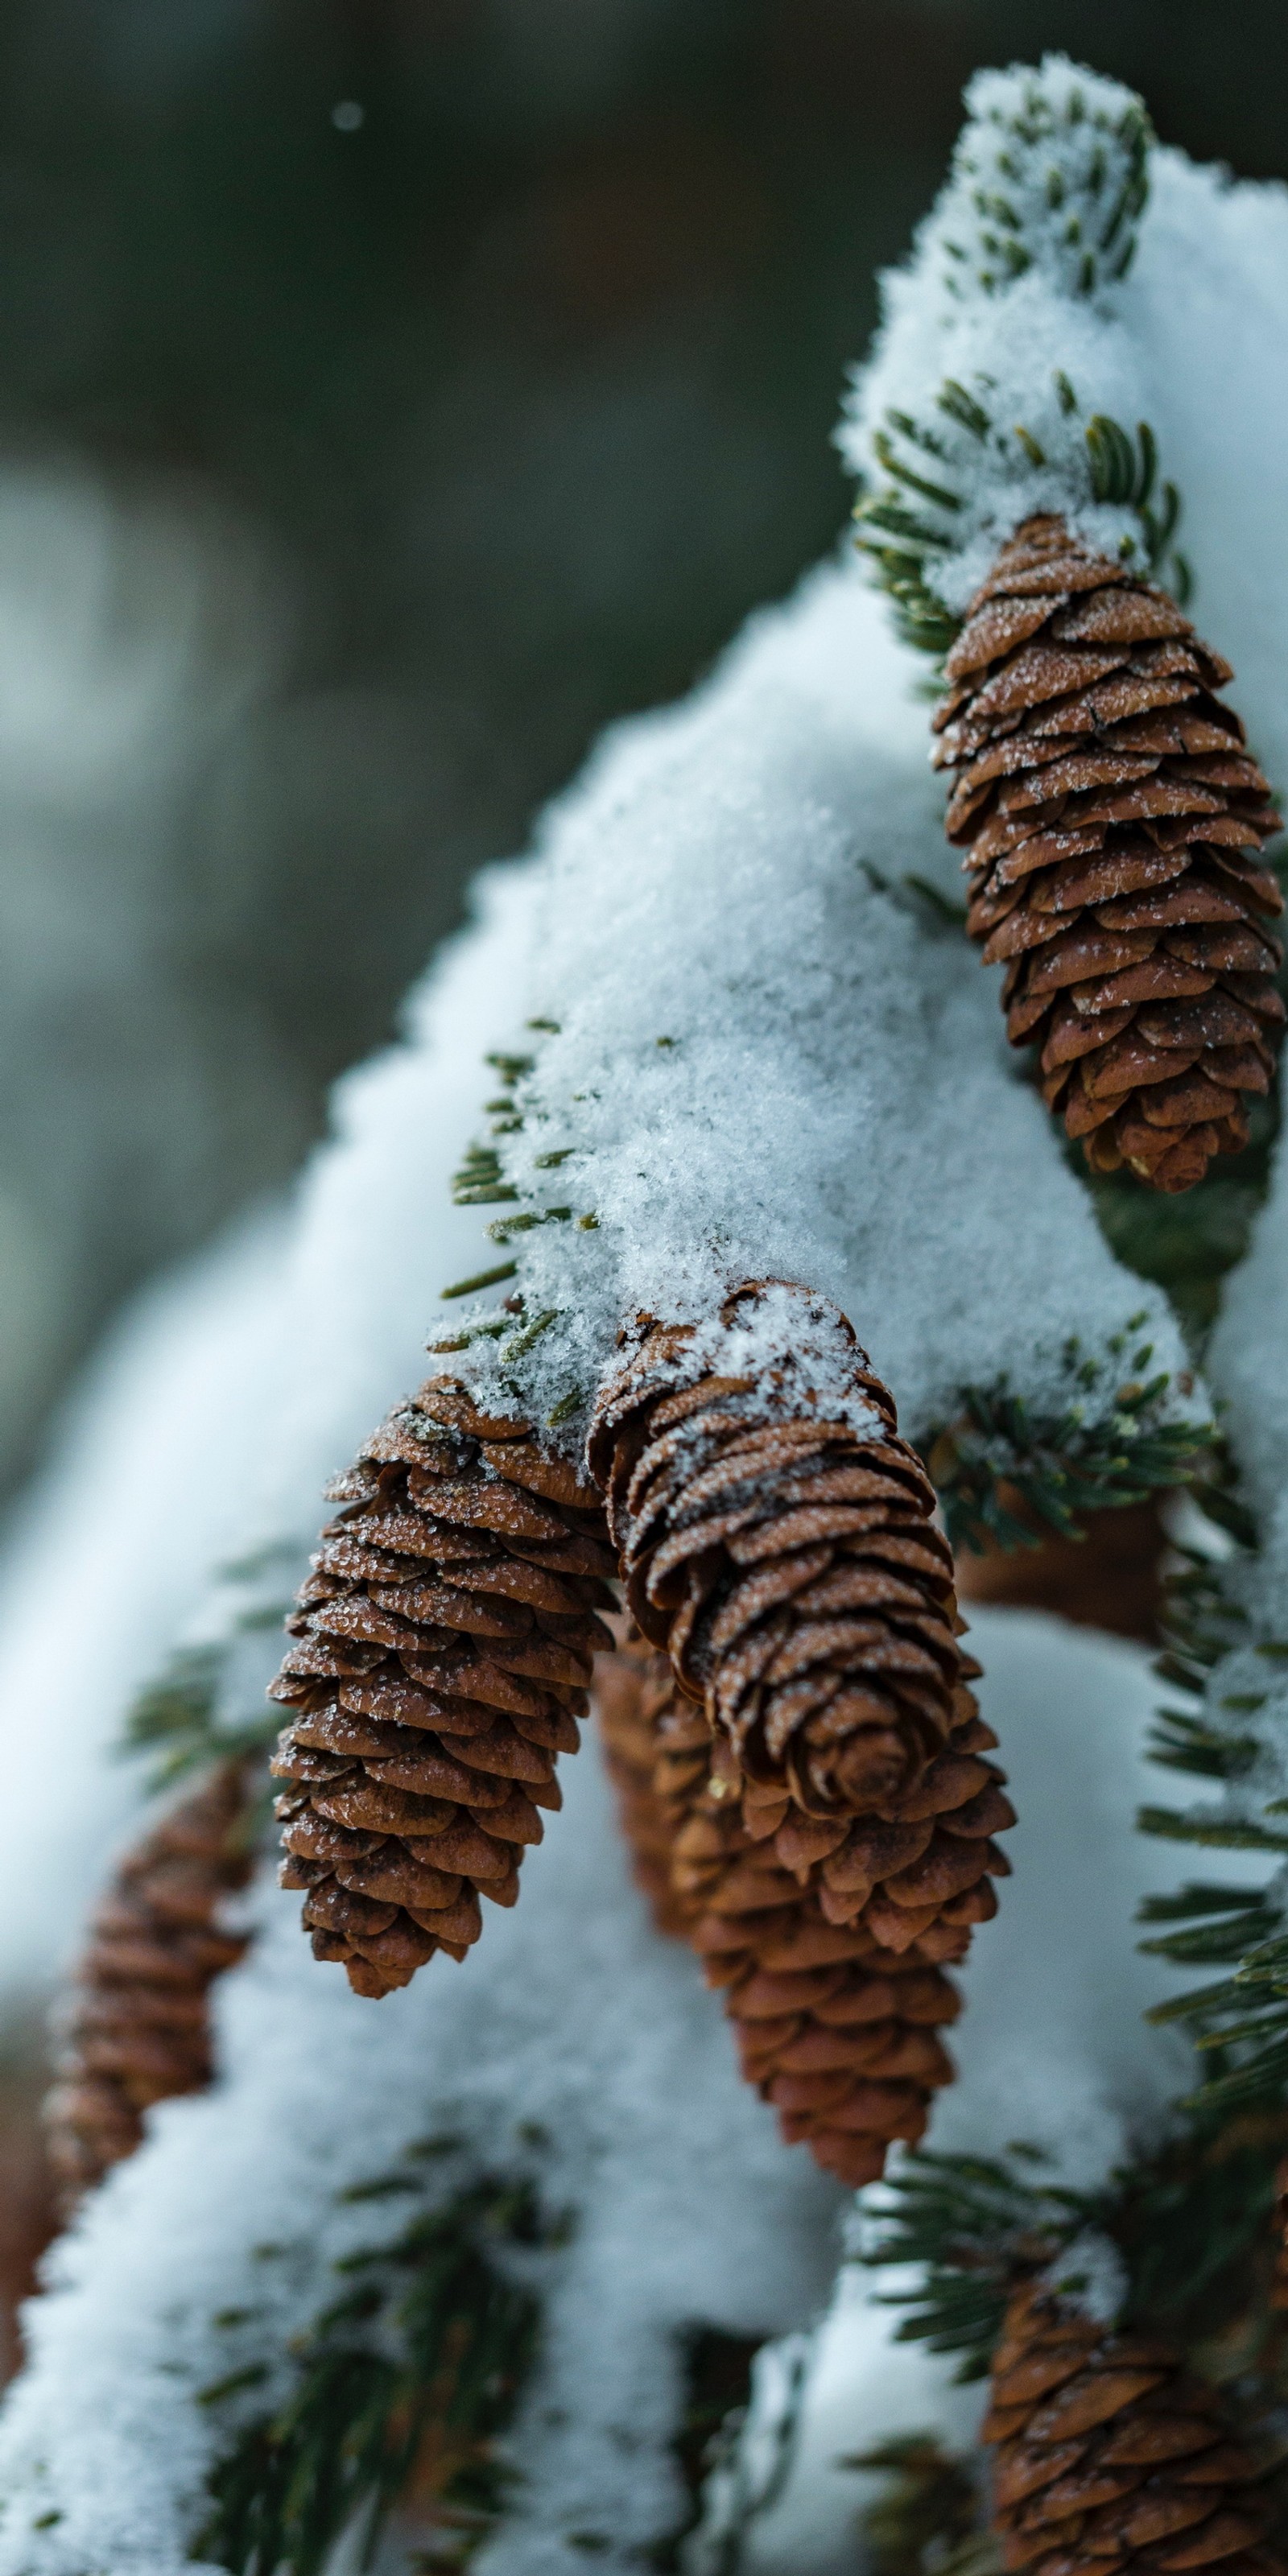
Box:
985;2281;1275;2576
43;1761;254;2208
588;1279;970;1831
953;1494;1166;1645
270;1377;617;1997
936;513;1283;1195
594;1630;696;1938
595;1637;993;2191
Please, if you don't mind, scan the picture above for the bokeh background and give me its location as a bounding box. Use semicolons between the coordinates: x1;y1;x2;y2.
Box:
3;0;1288;1505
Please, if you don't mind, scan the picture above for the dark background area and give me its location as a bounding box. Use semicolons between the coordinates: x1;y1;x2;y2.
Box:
2;0;1286;1497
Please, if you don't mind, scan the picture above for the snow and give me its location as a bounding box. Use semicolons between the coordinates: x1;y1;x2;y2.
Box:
6;55;1288;2574
0;859;541;2013
443;559;1195;1453
0;1212;290;2010
0;1740;840;2576
839;53;1288;701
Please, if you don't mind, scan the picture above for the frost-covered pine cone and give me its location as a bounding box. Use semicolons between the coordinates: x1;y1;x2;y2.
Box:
588;1280;971;1827
595;1633;994;2190
939;513;1283;1195
985;2281;1274;2576
43;1761;253;2207
270;1378;616;1996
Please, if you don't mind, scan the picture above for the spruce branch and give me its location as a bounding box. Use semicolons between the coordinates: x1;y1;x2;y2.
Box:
857;2104;1288;2396
122;1624;287;1794
853;393;1191;667
436;1042;594;1419
923;1323;1212;1554
844;2436;997;2576
196;2170;548;2576
939;64;1153;304
1133;1467;1288;2116
852;2146;1094;2380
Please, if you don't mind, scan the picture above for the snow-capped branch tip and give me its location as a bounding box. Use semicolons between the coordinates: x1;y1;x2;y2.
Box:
939;56;1153;308
840;60;1185;655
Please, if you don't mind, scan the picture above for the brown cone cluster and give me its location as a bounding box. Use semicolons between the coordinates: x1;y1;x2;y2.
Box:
985;2282;1275;2576
270;1377;617;1996
43;1761;253;2207
595;1632;1010;2190
588;1279;981;1844
935;513;1283;1194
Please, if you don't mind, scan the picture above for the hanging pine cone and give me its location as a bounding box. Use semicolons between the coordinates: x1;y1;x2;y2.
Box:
936;513;1283;1195
43;1761;254;2207
985;2281;1274;2576
270;1378;617;1996
588;1280;972;1834
595;1636;1005;2190
594;1631;696;1939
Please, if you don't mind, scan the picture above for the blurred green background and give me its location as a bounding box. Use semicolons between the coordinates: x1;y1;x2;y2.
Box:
2;0;1286;1496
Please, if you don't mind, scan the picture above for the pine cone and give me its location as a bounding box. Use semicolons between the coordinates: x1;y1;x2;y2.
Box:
985;2281;1274;2576
936;514;1283;1195
270;1378;617;1996
594;1630;696;1938
953;1495;1165;1645
595;1637;994;2190
43;1761;253;2207
588;1279;972;1831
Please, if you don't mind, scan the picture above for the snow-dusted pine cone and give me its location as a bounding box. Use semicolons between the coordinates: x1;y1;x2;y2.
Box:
270;1378;616;1996
938;513;1283;1194
985;2282;1274;2576
588;1280;970;1828
43;1761;253;2207
595;1633;1001;2190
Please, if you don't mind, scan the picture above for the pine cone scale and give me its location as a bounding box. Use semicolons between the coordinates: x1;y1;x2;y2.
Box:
593;1621;997;2189
270;1377;612;1996
985;2288;1273;2576
939;514;1283;1191
43;1761;254;2207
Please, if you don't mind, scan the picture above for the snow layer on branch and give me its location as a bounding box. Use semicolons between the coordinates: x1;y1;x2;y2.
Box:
0;1742;840;2576
0;1609;1208;2576
445;559;1195;1450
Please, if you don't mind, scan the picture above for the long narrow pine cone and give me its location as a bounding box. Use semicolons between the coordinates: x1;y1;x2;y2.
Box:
985;2281;1276;2576
594;1629;696;1939
43;1761;253;2207
270;1377;617;1996
595;1634;1009;2190
588;1280;983;1852
936;513;1283;1195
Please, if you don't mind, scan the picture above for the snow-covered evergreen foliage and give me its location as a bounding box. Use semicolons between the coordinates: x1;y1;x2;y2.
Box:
6;50;1288;2576
838;56;1288;641
432;563;1199;1457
